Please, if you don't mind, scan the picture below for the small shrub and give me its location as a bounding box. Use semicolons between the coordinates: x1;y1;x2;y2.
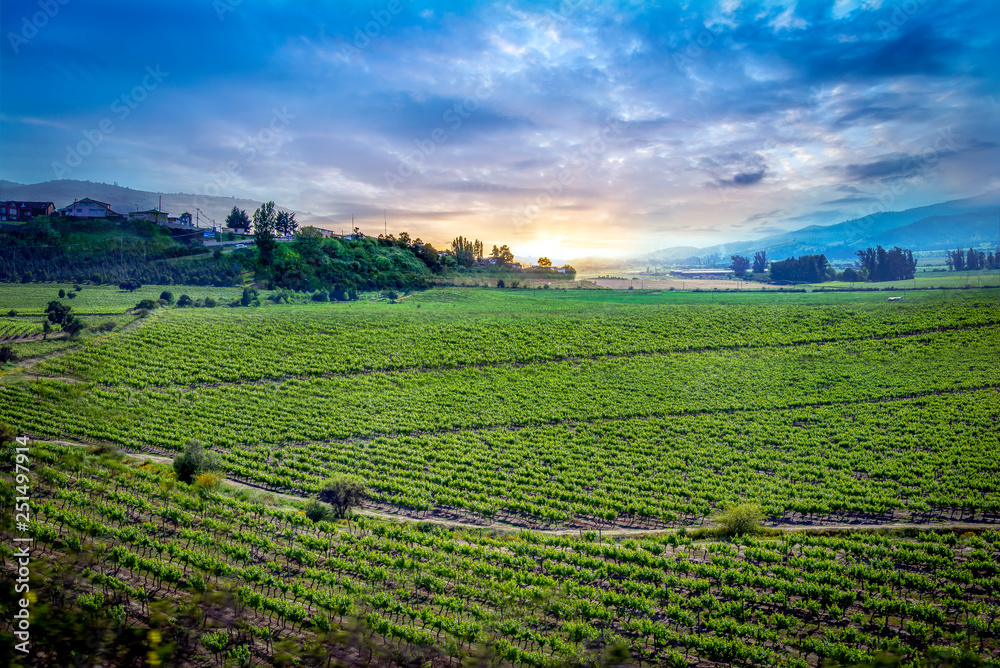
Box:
304;499;330;523
173;441;223;484
204;297;218;308
66;291;77;299
177;294;193;307
0;346;17;364
159;291;174;304
135;299;157;310
194;472;223;492
58;289;66;298
97;321;117;332
714;503;765;537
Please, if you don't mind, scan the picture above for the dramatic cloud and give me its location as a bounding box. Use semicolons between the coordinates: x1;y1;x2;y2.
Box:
2;0;998;260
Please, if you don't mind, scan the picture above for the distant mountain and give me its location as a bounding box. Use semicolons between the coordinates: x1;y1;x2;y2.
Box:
641;191;1000;265
0;179;315;230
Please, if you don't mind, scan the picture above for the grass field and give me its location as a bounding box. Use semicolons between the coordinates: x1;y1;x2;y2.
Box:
1;285;998;666
0;282;248;315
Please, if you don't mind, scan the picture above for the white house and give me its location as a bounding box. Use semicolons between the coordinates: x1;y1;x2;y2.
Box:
58;198;117;218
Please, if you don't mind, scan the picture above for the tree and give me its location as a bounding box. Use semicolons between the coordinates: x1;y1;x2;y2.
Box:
275;210;298;237
177;294;193;307
318;475;366;519
253;201;278;264
490;244;514;269
451;236;476;267
714;503;765;537
730;255;750;276
856;246;917;282
160;291;174;304
946;248;966;271
172;441;223;484
752;251;768;274
0;345;16;364
62;314;84;338
45;300;72;326
225;206;251;234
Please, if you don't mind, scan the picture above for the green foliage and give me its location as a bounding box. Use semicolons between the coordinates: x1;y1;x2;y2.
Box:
318;474;366;519
304;499;330;523
159;291;174;304
714;503;765;537
172;441;223;484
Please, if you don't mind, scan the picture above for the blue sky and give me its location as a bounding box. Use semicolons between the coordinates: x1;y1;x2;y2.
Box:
2;0;998;259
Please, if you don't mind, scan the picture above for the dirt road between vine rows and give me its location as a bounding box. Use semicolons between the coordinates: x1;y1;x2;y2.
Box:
42;439;996;538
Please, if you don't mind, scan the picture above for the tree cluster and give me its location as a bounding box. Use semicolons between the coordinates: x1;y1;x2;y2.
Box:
450;236;484;268
856;246;917;282
947;247;998;272
768;254;832;283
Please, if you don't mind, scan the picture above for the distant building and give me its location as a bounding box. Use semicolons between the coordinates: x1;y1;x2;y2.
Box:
178;212;193;226
668;269;734;278
0;201;56;221
58;198;117;219
127;209;170;224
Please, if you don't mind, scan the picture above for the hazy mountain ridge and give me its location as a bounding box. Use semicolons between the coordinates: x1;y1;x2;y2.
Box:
640;191;1000;266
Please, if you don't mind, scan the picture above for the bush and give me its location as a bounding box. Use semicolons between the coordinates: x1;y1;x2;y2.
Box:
311;291;328;302
204;297;218;308
160;291;174;304
67;291;76;299
383;290;399;301
172;441;223;484
177;294;193;307
304;499;330;523
97;321;116;332
58;289;66;298
0;345;17;364
135;299;157;310
318;475;366;519
714;503;765;537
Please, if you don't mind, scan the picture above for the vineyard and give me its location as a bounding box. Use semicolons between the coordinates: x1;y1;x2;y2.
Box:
0;289;998;528
1;286;999;665
0;318;43;341
2;443;997;666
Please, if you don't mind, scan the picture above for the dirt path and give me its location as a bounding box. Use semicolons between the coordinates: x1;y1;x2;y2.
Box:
44;439;997;538
2;313;146;383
